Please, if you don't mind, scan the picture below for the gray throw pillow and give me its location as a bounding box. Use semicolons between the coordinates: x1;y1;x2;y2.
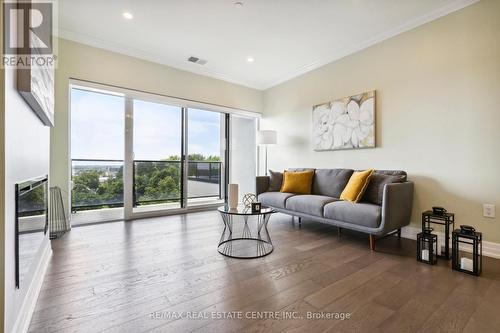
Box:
362;173;405;205
268;170;283;192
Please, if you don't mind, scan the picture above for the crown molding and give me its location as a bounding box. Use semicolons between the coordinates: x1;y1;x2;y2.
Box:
261;0;480;90
57;0;479;91
56;29;264;90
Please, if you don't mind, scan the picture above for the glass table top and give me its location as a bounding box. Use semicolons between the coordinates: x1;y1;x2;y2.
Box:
218;205;275;215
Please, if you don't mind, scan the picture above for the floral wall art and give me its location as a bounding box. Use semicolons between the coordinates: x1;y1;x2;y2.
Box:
312;91;375;151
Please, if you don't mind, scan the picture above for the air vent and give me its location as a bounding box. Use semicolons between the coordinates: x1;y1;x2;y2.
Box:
187;56;207;65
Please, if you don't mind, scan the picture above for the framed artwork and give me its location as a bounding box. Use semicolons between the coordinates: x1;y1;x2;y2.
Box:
14;0;55;127
17;58;55;127
313;90;375;151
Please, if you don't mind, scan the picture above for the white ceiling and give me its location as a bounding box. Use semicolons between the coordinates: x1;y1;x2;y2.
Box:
58;0;477;90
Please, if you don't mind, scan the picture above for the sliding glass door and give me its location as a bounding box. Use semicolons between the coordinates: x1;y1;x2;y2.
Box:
132;100;183;213
70;88;125;222
187;108;225;207
129;104;226;216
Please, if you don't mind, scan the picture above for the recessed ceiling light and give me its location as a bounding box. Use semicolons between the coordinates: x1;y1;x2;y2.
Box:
247;57;254;63
234;1;244;7
123;12;133;20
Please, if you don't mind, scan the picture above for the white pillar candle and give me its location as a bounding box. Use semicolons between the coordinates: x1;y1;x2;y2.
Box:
461;258;473;271
228;183;239;209
421;249;429;261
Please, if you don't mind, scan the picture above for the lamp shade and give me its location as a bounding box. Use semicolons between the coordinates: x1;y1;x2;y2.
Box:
257;130;277;145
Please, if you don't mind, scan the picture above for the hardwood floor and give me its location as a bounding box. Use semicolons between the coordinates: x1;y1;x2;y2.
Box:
28;211;500;333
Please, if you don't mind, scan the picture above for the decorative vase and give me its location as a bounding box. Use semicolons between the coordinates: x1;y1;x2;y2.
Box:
228;184;238;209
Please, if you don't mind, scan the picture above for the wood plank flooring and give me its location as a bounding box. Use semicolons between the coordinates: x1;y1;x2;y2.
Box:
28;211;500;333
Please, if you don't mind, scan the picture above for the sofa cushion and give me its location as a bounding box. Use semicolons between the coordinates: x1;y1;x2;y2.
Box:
312;169;354;198
340;169;374;202
258;192;295;209
362;173;405;205
288;168;315;172
268;170;283;192
323;201;382;228
285;195;339;217
280;170;315;194
373;170;407;181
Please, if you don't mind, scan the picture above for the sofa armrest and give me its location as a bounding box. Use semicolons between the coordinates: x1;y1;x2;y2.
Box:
380;181;414;233
256;176;270;196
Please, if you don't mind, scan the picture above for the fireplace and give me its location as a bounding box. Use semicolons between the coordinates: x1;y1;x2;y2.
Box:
15;176;48;288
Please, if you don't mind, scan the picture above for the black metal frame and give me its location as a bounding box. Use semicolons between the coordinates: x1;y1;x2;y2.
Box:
417;228;438;265
15;175;48;288
15;185;20;289
218;210;274;259
422;210;455;260
181;107;186;208
224;113;230;204
452;229;482;276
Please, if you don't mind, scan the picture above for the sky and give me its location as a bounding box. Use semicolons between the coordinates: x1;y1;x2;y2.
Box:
70;89;222;161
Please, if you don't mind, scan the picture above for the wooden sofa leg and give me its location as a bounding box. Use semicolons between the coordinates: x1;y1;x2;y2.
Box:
397;228;402;238
298;217;302;228
369;235;376;251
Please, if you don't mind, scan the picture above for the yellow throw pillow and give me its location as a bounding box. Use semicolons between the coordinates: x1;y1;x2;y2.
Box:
340;169;374;202
280;170;315;194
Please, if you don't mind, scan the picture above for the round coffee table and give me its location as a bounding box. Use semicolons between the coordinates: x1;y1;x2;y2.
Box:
217;205;275;259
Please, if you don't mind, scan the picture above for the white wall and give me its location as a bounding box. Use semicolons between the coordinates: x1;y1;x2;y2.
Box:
230;115;257;200
4;67;51;332
52;38;263;217
262;0;500;242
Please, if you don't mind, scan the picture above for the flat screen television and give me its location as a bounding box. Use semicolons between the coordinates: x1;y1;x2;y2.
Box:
15;176;48;288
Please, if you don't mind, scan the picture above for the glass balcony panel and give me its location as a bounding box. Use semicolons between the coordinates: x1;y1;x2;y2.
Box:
71;160;124;211
133;161;182;206
187;162;221;199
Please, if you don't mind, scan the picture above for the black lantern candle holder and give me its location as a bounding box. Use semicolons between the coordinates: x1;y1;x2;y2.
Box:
417;228;438;265
452;225;482;276
422;209;455;260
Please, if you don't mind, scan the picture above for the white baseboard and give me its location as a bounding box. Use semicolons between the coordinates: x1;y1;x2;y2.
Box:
12;241;52;333
401;225;500;259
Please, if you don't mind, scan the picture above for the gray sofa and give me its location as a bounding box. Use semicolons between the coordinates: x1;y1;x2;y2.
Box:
256;169;414;250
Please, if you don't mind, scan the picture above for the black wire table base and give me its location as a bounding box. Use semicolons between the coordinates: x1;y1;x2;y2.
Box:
218;210;274;259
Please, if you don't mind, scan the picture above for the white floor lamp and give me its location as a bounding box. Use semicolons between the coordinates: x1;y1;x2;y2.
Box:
257;130;277;176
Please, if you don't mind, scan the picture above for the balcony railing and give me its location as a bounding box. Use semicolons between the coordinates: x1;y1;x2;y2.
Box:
71;159;222;212
187;161;220;184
